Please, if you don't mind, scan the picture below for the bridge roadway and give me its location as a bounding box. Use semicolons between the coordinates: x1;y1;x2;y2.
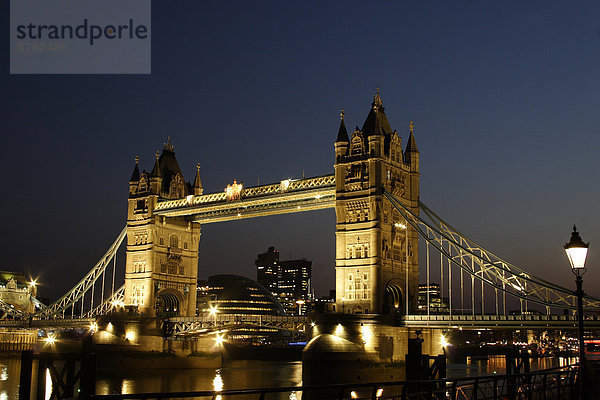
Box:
2;314;600;332
404;314;600;329
0;318;95;329
167;314;600;336
168;314;309;336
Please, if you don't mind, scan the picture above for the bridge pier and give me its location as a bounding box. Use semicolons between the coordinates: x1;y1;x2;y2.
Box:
303;314;443;385
91;315;222;368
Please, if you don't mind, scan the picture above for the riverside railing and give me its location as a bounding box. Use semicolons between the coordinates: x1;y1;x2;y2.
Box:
89;365;578;400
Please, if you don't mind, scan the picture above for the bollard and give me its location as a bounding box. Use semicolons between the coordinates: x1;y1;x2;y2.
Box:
18;350;33;400
35;358;47;400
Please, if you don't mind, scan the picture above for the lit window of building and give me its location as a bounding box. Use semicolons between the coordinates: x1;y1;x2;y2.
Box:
255;247;312;315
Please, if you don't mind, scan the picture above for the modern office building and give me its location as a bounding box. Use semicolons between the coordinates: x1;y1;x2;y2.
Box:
255;247;312;315
417;283;449;314
196;275;287;343
196;274;285;316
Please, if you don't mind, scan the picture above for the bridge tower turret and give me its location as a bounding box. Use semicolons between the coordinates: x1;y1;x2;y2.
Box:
124;139;201;317
334;90;420;315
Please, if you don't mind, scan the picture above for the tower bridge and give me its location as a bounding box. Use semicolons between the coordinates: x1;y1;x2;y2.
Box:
1;90;599;338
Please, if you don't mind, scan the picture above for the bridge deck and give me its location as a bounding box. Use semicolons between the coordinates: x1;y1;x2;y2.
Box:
0;318;96;329
169;314;308;336
2;314;599;331
403;314;600;329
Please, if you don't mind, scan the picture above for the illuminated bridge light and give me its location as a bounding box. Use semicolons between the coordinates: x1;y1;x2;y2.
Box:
215;333;225;345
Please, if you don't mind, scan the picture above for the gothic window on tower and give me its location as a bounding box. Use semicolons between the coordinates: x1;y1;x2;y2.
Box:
138;176;148;192
131;283;145;306
393;245;402;261
168;262;177;275
351;136;363;155
135;199;147;212
159;237;165;246
169;234;179;249
133;261;146;273
169;173;186;199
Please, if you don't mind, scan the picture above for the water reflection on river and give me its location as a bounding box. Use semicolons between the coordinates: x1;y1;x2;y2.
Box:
96;360;303;399
447;355;579;378
0;355;579;399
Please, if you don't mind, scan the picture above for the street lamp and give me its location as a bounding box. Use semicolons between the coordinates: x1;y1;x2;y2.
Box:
564;225;589;397
295;299;305;316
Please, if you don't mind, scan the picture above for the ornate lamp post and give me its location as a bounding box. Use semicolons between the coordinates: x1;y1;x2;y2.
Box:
564;225;589;397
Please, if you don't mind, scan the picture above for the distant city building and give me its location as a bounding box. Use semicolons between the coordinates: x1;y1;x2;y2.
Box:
0;271;36;314
255;247;312;315
417;283;449;314
196;274;285;316
312;289;336;313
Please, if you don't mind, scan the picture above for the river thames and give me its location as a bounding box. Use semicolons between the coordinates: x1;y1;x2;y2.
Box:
0;355;578;399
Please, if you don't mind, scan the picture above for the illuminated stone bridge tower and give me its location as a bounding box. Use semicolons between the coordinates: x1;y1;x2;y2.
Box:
334;90;420;315
125;140;203;317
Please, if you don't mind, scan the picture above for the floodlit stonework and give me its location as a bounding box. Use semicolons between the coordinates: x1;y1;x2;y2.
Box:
124;91;419;318
0;272;36;314
125;139;202;317
334;90;420;314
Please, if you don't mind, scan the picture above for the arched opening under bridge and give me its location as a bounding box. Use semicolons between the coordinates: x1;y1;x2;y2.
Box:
155;289;182;317
383;282;404;315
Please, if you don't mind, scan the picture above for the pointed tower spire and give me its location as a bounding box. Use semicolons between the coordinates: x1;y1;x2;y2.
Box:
361;88;392;136
193;163;203;195
130;156;140;182
336;108;349;142
405;120;419;153
404;120;420;171
373;88;383;108
164;136;174;152
151;151;162;178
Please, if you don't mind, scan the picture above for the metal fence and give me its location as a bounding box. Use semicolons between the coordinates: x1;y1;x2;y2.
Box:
89;365;578;400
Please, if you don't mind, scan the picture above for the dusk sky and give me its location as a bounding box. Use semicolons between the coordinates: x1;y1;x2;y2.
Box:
1;2;599;305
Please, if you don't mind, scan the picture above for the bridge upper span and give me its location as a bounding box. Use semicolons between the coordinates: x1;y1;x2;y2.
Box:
153;174;335;223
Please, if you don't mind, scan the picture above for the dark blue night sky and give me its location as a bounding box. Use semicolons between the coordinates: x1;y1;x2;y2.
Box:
1;1;599;304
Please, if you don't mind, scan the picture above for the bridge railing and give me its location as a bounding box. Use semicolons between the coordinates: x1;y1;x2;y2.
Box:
405;314;600;321
88;365;578;400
